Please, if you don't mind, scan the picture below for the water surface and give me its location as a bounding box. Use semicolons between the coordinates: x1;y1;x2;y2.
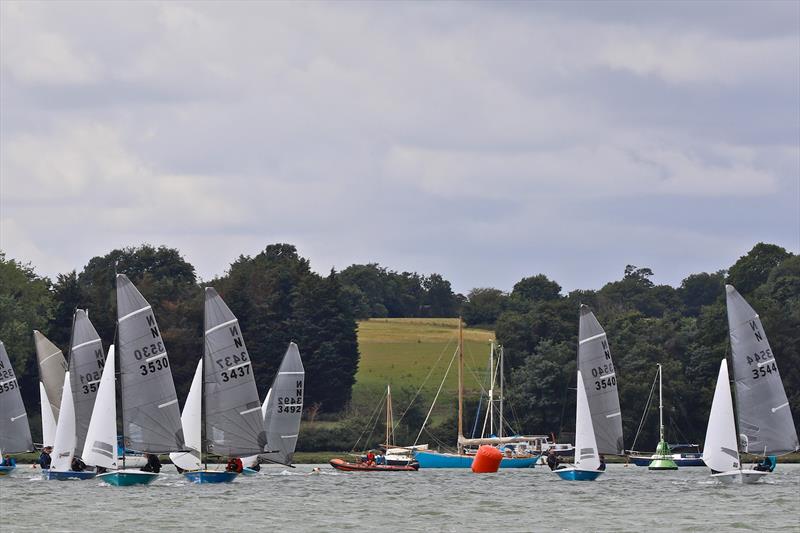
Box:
2;464;799;532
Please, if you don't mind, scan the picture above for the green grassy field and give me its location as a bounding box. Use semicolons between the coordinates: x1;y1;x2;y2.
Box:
351;318;496;419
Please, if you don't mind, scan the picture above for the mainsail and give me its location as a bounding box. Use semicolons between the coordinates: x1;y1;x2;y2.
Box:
726;285;799;455
578;305;624;455
574;370;601;471
116;274;185;453
203;287;266;457
34;331;67;423
68;310;105;458
0;341;34;453
702;360;740;473
262;342;304;465
81;346;118;470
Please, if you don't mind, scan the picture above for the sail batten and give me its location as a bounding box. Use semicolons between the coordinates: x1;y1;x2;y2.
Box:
0;341;34;453
578;305;624;455
202;287;266;457
725;285;799;455
117;274;185;453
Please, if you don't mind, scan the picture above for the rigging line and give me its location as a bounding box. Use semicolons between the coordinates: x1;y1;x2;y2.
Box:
629;369;659;453
350;388;388;454
414;346;459;447
392;335;455;431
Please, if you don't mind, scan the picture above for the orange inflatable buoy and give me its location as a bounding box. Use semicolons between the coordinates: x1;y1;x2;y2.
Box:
471;445;503;473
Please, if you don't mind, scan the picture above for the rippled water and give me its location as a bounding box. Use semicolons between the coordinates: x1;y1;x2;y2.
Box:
2;464;799;532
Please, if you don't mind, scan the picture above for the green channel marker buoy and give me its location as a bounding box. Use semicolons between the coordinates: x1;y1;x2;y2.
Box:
648;364;678;471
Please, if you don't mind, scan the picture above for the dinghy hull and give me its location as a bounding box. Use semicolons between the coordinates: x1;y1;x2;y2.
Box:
740;469;768;484
554;466;603;481
98;470;159;486
0;465;16;476
710;470;740;484
241;467;259;476
42;469;97;481
183;470;239;483
329;458;419;472
413;450;539;469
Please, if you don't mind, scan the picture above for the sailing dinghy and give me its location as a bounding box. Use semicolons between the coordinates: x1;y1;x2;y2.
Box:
241;342;305;474
725;285;798;471
33;331;67;448
43;310;106;481
554;371;604;481
92;274;186;486
703;286;799;484
182;288;267;483
0;341;34;476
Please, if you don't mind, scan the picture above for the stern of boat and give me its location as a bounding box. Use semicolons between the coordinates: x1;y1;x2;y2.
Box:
183;470;239;483
97;470;159;486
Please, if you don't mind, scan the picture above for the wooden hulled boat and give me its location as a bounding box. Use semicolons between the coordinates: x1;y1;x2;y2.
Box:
329;458;419;472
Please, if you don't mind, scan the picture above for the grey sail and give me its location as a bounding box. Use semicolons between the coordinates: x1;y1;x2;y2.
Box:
34;331;67;422
726;285;799;455
262;342;304;465
203;287;266;457
117;274;185;453
68;310;105;458
0;341;34;453
577;305;624;455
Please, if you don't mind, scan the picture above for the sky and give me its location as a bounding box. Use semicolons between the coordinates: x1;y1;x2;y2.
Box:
1;1;798;294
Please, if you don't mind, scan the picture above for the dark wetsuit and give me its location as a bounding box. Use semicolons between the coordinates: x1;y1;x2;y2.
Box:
38;452;52;469
546;453;559;471
141;454;162;473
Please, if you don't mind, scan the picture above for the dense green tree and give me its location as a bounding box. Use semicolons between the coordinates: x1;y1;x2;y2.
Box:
0;252;54;421
462;288;507;327
727;242;791;295
679;272;725;317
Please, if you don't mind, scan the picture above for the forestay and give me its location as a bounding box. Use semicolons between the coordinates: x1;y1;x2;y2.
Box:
51;371;77;471
578;305;624;455
81;346;118;469
702;360;740;473
726;285;799;455
117;274;185;453
34;331;67;423
68;310;106;458
574;371;600;471
203;288;266;457
262;342;304;465
0;341;34;453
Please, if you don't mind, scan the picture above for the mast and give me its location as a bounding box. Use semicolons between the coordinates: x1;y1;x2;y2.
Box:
386;384;393;448
658;363;664;443
457;318;464;454
202;300;207;470
499;345;505;439
489;342;494;436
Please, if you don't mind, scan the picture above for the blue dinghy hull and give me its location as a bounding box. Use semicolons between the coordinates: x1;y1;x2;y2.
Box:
241;467;259;476
414;450;539;469
183;470;239;483
0;465;16;476
554;467;603;481
97;470;159;486
42;469;97;481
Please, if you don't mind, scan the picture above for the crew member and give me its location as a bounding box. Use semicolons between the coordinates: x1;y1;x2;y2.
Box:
141;453;162;473
226;457;243;473
38;446;53;469
546;449;560;471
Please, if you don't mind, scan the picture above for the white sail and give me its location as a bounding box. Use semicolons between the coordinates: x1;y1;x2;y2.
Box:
51;371;76;471
261;388;272;422
574;371;600;471
702;360;740;473
169;359;202;471
40;383;57;448
81;347;118;469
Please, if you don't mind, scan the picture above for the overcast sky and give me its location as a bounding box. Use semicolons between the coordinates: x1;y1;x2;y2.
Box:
2;1;798;294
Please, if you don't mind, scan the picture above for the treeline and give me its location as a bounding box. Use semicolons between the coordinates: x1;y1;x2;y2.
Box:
462;243;799;450
0;244;360;443
338;264;462;319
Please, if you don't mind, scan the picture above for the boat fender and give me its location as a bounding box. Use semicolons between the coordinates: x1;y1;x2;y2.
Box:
471;445;502;473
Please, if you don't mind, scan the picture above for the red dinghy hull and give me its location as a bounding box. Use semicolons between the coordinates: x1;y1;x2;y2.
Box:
329;458;419;472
